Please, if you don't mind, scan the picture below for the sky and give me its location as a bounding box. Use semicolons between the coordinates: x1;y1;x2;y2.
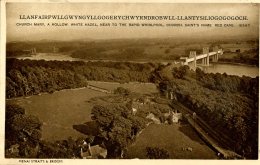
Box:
6;3;259;41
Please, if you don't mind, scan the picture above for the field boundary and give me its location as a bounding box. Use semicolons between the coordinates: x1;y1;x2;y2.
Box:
86;84;112;94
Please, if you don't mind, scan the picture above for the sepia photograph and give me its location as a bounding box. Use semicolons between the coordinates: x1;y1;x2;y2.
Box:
1;0;259;162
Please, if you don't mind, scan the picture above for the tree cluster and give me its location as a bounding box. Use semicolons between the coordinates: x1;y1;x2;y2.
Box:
164;68;258;158
6;59;157;98
172;65;190;79
219;48;259;66
146;147;170;159
114;87;131;96
196;68;258;98
91;104;148;158
5;103;42;158
5;103;97;158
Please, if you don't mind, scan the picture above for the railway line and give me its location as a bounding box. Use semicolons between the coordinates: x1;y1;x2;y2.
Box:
169;100;243;159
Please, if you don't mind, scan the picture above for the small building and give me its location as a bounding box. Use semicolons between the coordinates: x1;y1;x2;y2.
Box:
143;96;152;104
8;144;19;155
132;108;137;115
146;113;160;124
172;112;182;123
180;57;188;65
164;110;182;123
81;143;107;159
90;145;107;158
130;97;150;115
165;91;176;100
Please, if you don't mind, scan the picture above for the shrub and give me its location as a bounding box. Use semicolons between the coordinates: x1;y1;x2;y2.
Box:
146;147;170;159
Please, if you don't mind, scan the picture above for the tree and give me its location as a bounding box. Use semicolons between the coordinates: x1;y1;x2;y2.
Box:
165;49;170;54
5;103;43;158
114;87;131;95
195;67;205;79
172;65;189;79
159;115;166;123
6;103;25;120
167;113;173;125
11;114;42;132
146;147;170;159
91;104;143;158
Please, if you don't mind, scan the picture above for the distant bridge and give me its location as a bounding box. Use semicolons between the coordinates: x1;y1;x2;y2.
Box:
180;46;223;68
24;48;37;55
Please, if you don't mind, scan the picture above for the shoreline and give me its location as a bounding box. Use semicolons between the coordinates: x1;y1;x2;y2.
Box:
11;54;258;67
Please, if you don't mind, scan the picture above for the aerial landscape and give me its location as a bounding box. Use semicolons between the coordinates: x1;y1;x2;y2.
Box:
5;36;259;159
4;3;259;160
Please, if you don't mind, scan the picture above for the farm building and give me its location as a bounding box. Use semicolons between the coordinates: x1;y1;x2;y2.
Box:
146;113;160;124
165;91;177;100
164;110;182;123
80;143;107;159
128;96;155;116
132;108;138;115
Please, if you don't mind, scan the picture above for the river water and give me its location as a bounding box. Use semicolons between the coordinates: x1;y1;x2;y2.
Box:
200;63;259;78
17;53;81;61
17;53;259;78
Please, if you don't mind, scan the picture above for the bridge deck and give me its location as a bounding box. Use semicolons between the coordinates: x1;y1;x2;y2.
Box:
186;50;222;63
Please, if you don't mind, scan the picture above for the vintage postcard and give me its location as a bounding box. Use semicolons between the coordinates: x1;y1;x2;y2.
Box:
0;0;259;164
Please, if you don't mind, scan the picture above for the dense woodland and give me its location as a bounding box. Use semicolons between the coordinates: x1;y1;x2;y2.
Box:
91;104;148;158
6;59;158;98
5;104;41;158
158;66;259;159
219;48;259;66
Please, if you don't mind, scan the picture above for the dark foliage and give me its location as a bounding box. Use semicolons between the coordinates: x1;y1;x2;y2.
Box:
91;104;148;158
5;103;92;158
164;68;258;159
172;65;190;79
5;103;42;158
219;48;259;66
114;87;131;96
195;67;258;98
146;147;170;159
6;59;157;98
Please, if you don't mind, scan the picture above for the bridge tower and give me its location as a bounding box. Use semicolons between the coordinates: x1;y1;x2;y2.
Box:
189;51;197;69
202;47;209;66
31;48;36;55
212;46;219;62
53;46;59;53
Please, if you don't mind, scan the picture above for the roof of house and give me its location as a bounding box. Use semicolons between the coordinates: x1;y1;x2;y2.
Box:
146;113;160;124
90;145;107;158
82;145;107;159
82;150;91;158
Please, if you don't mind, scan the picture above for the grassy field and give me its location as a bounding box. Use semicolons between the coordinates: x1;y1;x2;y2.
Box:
87;81;158;94
126;124;218;159
7;88;108;141
7;82;158;141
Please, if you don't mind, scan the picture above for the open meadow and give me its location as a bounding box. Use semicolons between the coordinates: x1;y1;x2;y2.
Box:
126;124;218;159
6;82;158;141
